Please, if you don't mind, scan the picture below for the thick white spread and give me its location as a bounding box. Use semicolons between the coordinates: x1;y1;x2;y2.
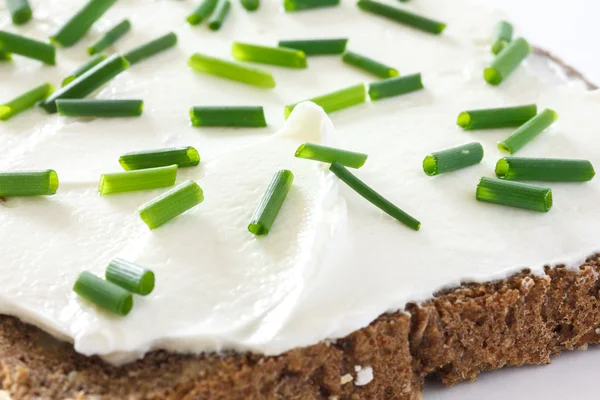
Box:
0;0;599;364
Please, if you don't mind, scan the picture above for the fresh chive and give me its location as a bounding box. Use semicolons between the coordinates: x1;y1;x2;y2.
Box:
50;0;118;47
7;0;32;25
241;0;259;11
119;147;200;171
73;271;133;316
123;32;177;65
188;53;276;88
138;180;204;229
57;99;143;117
368;73;423;101
190;106;266;127
295;143;368;169
285;83;366;119
232;42;307;68
496;157;595;182
423;142;483;176
62;53;108;86
98;165;177;195
498;109;558;154
0;30;55;64
278;38;347;55
0;83;54;121
88;19;131;55
484;37;530;85
330;161;420;230
357;0;446;34
106;258;155;296
476;177;552;212
491;21;513;55
208;0;231;31
0;170;58;197
342;51;398;78
40;54;129;114
457;104;537;130
248;170;294;235
283;0;339;12
187;0;218;25
0;51;11;61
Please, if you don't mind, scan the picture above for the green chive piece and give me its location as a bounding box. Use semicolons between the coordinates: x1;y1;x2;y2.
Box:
98;165;177;195
0;51;12;61
0;83;54;121
248;170;294;235
496;157;595;182
498;109;558;154
368;73;423;101
283;0;339;12
187;0;218;25
138;180;204;229
73;271;133;316
88;19;131;55
190;106;266;127
457;104;537;130
188;53;276;88
342;51;398;78
106;258;155;296
295;143;368;169
7;0;32;25
0;30;55;64
285;83;366;119
423;142;483;176
278;38;347;55
491;21;513;55
0;170;58;197
50;0;118;47
123;32;177;66
241;0;259;11
119;147;200;171
41;54;129;114
330;161;420;230
57;99;143;118
232;42;307;68
357;0;446;34
476;177;552;212
62;53;108;86
484;37;531;85
208;0;231;31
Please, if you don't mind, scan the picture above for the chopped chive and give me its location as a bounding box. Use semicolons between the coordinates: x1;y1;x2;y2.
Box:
476;177;552;212
342;51;398;78
330;161;420;230
241;0;259;11
484;37;530;85
496;157;595;182
357;0;446;34
0;83;54;121
187;0;218;25
119;147;200;171
98;165;177;195
0;30;55;64
423;142;483;176
7;0;32;25
62;53;108;86
88;19;131;55
138;180;204;229
295;143;368;169
368;73;423;101
0;51;12;61
498;109;558;154
457;104;537;130
57;99;143;117
283;0;339;12
50;0;118;47
190;106;266;127
188;53;276;88
208;0;231;31
106;258;155;296
73;271;133;316
248;170;294;235
123;32;177;66
285;83;366;119
491;21;513;55
40;54;129;114
232;42;307;68
278;38;347;55
0;170;58;197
